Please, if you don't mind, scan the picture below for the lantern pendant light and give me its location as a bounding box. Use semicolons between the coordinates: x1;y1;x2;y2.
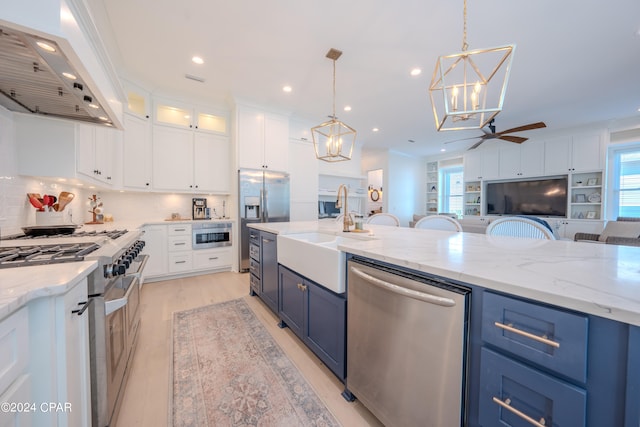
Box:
311;48;356;162
429;0;515;131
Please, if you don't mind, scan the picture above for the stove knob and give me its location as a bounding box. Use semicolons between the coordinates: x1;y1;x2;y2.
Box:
120;257;130;268
115;263;127;276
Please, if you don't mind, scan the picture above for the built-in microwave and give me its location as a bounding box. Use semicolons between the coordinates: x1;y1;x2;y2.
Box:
192;222;232;249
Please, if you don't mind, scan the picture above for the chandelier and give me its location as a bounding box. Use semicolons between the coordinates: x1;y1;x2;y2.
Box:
429;0;515;131
311;48;356;162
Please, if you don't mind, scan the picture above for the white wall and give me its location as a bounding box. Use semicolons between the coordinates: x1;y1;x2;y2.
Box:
361;148;424;227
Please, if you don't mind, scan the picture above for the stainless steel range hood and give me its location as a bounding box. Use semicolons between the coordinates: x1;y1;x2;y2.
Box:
0;24;116;127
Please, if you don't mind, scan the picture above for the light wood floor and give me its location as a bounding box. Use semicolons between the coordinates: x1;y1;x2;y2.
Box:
115;271;382;426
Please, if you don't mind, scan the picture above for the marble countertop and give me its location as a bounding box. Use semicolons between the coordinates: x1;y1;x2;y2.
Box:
249;221;640;326
0;261;97;320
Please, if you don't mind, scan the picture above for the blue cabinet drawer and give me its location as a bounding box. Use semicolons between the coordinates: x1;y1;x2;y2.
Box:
479;347;586;427
482;292;588;383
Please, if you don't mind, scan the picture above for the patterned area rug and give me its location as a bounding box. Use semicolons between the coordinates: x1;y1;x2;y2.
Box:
171;298;340;426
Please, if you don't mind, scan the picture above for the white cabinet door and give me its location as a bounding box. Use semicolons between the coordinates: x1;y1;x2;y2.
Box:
498;145;521;178
123;113;152;189
480;147;500;180
464;150;483;180
237;107;265;169
141;225;168;279
152;126;193;191
544;136;572;175
571;134;602;172
264;113;289;171
193;133;230;193
94;127;114;183
520;142;545;177
237;106;289;171
76;124;95;178
56;279;91;427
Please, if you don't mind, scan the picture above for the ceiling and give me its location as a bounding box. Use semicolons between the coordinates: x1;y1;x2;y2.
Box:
87;0;640;157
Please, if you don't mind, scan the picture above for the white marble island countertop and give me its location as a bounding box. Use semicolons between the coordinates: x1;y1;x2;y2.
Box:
249;221;640;326
0;261;97;320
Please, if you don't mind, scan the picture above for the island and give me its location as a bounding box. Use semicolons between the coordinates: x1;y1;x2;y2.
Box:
248;220;640;427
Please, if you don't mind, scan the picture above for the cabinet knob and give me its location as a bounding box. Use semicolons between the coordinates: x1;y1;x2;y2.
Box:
146;183;150;186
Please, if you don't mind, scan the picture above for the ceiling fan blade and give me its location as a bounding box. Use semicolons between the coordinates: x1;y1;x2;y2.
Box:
468;139;485;150
499;135;528;144
443;135;485;145
497;122;547;135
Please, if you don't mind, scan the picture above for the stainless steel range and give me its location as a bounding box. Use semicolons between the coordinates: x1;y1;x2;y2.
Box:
0;228;147;427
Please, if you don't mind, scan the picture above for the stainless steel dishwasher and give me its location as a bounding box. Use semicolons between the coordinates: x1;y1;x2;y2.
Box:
345;258;470;427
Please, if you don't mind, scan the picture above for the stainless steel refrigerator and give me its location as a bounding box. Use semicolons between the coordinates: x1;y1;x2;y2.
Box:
238;168;290;272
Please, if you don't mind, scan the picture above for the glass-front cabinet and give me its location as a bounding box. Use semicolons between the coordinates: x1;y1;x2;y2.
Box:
154;98;227;134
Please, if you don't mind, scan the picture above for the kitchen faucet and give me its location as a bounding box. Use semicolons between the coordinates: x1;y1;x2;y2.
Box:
336;184;353;232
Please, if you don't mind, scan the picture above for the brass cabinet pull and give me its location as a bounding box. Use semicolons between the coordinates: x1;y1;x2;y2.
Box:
296;283;307;291
494;321;560;348
492;397;547;427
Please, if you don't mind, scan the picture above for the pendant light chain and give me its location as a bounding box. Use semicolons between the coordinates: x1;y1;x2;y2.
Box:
332;59;337;120
462;0;468;51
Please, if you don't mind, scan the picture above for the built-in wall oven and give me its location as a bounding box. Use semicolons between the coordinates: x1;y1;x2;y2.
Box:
192;222;232;249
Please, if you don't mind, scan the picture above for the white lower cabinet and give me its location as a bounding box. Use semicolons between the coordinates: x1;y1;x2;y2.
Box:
193;247;232;270
140;225;168;279
0;307;30;427
0;278;91;427
143;223;233;280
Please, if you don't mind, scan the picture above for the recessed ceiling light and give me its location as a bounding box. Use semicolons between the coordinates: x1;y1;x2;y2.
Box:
192;56;204;65
372;128;379;132
283;85;292;93
36;41;56;52
440;148;446;152
98;116;108;121
62;72;76;80
344;106;352;112
410;68;422;77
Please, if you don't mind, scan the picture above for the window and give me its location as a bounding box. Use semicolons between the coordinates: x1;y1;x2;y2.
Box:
440;166;464;217
614;148;640;218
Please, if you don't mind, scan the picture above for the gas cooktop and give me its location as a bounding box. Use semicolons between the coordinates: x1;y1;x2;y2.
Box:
5;229;129;240
0;242;101;269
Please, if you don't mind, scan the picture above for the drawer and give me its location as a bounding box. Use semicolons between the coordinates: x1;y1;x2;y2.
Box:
482;292;588;383
249;243;260;261
250;273;260;295
168;252;193;272
168;235;191;251
0;307;29;394
479;347;586;427
249;257;261;279
249;229;261;246
168;224;192;236
193;248;232;270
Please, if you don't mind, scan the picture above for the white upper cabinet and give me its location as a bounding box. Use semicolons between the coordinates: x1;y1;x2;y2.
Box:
237;105;289;171
122;113;152;190
154;98;227;135
152;126;194;191
122;79;151;120
15;114;118;187
498;142;544;178
76;124;116;185
194;133;230;193
544;134;603;175
152;125;230;193
464;145;499;181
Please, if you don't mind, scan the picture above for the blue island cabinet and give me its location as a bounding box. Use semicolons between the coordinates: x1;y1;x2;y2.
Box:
278;265;346;381
249;230;279;314
474;290;629;427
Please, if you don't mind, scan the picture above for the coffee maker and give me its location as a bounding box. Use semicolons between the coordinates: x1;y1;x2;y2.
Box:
192;198;207;220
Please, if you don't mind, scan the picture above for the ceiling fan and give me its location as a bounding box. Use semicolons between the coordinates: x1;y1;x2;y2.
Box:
446;120;547;150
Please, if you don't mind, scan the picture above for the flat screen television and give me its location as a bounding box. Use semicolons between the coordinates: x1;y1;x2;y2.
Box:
485;177;568;217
